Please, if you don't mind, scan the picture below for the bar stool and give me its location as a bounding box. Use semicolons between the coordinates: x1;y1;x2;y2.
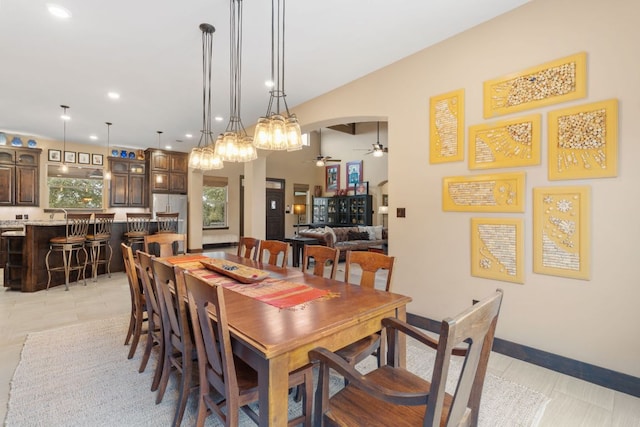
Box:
85;212;115;282
155;212;179;234
45;212;92;291
125;212;152;254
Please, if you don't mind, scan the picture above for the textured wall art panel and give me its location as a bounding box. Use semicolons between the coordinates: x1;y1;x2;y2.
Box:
533;186;590;280
442;172;525;212
548;99;618;180
469;114;541;170
471;218;524;284
483;52;587;118
429;89;465;163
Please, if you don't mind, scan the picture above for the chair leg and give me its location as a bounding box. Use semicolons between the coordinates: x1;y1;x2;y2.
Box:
172;356;193;427
139;332;155;373
196;395;208;427
155;348;172;404
124;314;134;345
106;242;112;278
45;248;53;291
62;246;70;291
151;340;165;391
127;313;143;359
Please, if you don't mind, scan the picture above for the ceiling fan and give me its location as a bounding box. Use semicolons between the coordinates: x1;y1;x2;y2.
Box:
364;122;388;157
310;128;342;166
314;155;341;167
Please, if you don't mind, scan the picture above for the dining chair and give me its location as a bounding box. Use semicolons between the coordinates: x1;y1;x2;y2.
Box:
151;258;197;426
236;236;261;261
258;240;289;268
136;250;164;392
335;250;396;373
45;212;92;291
302;245;339;279
121;243;147;360
144;232;186;258
309;289;504;427
182;269;313;427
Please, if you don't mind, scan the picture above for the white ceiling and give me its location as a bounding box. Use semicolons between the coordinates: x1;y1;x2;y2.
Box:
0;0;528;152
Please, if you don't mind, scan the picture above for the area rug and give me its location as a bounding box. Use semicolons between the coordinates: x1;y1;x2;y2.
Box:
5;317;549;426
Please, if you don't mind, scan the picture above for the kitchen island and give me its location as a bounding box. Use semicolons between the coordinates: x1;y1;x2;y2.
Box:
2;219;161;292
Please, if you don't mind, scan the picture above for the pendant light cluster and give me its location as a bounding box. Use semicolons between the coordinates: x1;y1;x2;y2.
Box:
253;0;302;151
188;23;223;170
212;0;257;163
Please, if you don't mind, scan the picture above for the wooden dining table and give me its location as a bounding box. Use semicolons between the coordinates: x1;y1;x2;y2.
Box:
175;251;412;427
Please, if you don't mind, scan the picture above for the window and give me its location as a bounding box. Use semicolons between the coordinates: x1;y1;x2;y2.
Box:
47;165;103;209
203;176;228;228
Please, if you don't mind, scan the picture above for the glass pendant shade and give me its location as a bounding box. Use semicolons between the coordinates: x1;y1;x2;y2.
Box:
253;0;303;152
188;23;224;170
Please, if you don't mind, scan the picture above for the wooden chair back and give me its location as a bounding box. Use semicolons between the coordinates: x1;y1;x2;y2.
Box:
151;258;195;425
344;250;395;291
144;233;186;258
258;240;289;268
302;245;339;279
136;250;164;384
309;289;504;427
237;236;261;261
120;243;145;359
156;212;179;233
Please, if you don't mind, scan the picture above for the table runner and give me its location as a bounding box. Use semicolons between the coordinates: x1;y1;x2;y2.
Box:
164;255;331;309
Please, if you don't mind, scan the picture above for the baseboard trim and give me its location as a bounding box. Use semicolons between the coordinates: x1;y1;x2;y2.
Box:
407;312;640;398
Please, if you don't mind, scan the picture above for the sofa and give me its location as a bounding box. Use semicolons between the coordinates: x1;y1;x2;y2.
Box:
298;225;387;260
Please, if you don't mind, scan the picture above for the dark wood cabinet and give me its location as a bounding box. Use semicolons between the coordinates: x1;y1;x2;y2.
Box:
146;149;188;194
108;158;147;207
312;195;373;226
0;147;40;206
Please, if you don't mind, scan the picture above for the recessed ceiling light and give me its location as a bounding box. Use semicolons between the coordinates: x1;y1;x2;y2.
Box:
165;145;172;150
107;92;120;100
47;4;72;19
185;134;192;138
214;116;224;122
89;135;98;140
265;80;274;88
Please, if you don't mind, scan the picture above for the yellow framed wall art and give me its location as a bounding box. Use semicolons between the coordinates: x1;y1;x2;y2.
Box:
483;52;587;118
442;172;525;212
548;99;618;180
469;114;541;170
533;186;590;280
429;89;464;163
471;218;524;284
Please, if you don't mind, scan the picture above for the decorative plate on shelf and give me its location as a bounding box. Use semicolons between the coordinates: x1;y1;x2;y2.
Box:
11;137;23;147
120;150;127;158
27;139;37;148
0;133;6;145
111;149;119;157
128;151;136;159
199;258;270;284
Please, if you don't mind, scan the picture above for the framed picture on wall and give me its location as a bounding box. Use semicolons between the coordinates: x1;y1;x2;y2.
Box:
78;152;90;164
355;181;369;195
48;149;61;162
64;151;76;164
92;154;103;165
325;164;340;192
346;161;363;189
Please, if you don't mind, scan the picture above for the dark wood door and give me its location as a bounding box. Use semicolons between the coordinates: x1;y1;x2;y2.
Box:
0;165;14;205
15;166;38;205
129;174;146;206
266;188;285;240
110;173;129;206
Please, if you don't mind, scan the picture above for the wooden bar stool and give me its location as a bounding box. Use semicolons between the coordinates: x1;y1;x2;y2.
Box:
125;212;152;254
85;212;115;281
155;212;179;234
45;212;92;291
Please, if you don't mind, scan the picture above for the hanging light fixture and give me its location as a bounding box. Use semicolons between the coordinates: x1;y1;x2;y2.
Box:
156;131;164;184
60;105;70;173
213;0;257;163
104;122;112;180
253;0;302;151
373;122;384;157
189;23;223;170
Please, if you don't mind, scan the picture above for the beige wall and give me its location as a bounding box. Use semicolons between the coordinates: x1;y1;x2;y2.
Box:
291;0;640;377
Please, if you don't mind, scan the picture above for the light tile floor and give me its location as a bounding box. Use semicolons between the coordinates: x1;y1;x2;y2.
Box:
1;248;639;426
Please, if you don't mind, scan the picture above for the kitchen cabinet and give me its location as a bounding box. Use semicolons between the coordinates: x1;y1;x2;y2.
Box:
108;158;147;207
0;147;40;206
146;149;188;194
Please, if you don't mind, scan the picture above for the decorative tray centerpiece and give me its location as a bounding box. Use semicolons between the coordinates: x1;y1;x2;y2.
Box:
199;258;269;284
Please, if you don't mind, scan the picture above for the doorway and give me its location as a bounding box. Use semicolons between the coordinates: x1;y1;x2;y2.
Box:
239;176;285;240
